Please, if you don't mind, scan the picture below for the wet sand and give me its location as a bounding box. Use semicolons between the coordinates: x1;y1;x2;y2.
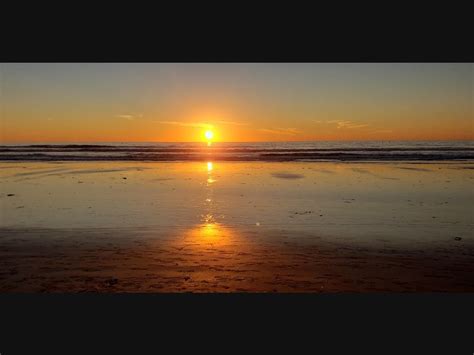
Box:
0;227;473;292
1;161;473;292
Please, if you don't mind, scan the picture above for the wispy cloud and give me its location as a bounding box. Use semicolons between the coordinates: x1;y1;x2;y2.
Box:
327;120;369;129
344;123;369;129
157;121;214;129
369;129;393;134
116;114;135;120
215;120;249;126
157;120;247;128
258;128;301;135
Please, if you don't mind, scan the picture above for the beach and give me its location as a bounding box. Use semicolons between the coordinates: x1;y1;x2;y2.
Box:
1;160;473;292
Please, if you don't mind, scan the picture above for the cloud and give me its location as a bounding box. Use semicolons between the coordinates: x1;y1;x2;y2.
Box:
157;120;248;128
369;129;393;134
327;120;369;129
258;128;301;135
157;121;214;129
158;121;248;128
345;123;369;129
116;114;135;120
215;120;249;126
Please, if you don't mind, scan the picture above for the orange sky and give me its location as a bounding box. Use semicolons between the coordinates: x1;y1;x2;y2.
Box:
1;63;472;142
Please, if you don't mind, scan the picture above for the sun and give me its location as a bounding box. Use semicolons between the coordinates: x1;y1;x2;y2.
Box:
205;130;214;141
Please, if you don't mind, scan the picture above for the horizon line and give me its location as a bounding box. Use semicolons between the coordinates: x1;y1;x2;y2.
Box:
1;138;473;145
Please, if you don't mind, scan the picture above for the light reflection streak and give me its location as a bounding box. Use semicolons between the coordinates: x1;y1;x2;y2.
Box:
183;161;236;244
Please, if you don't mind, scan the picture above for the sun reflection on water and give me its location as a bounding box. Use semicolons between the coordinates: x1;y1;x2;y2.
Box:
207;161;216;184
183;161;235;244
189;221;223;242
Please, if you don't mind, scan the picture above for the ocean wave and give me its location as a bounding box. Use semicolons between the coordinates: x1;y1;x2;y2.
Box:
0;142;473;162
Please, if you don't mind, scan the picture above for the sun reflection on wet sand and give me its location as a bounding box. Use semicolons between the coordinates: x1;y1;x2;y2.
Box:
205;161;215;208
195;161;225;243
206;161;216;184
183;161;236;246
184;221;236;245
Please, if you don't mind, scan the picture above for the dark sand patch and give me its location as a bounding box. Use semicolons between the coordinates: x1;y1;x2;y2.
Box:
6;167;153;182
311;168;335;174
351;168;399;180
6;168;73;178
66;167;151;175
397;167;433;172
271;172;305;179
449;166;474;170
0;227;473;293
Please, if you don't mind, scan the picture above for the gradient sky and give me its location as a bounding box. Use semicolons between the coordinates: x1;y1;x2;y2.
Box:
1;63;472;142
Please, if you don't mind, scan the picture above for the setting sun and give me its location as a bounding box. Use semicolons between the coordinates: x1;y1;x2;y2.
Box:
205;130;214;140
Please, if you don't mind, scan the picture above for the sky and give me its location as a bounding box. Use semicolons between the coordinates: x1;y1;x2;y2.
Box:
0;63;472;142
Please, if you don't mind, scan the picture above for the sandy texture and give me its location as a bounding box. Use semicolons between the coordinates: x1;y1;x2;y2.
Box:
1;161;473;292
0;226;473;292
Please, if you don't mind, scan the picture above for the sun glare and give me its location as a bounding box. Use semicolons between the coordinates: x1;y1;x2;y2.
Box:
205;130;214;141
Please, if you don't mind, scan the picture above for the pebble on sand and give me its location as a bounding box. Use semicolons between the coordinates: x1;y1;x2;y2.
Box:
7;194;15;196
106;278;119;285
294;211;313;215
454;237;462;241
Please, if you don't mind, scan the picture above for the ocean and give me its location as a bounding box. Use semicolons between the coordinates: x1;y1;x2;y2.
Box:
0;141;473;161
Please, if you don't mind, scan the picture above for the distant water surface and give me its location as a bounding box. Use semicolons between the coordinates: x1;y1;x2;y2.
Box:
1;141;473;162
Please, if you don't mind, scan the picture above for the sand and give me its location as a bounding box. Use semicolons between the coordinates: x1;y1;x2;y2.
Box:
0;226;473;292
0;161;473;292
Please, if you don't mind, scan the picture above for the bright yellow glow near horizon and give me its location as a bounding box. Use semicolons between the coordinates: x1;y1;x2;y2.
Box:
205;130;214;141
